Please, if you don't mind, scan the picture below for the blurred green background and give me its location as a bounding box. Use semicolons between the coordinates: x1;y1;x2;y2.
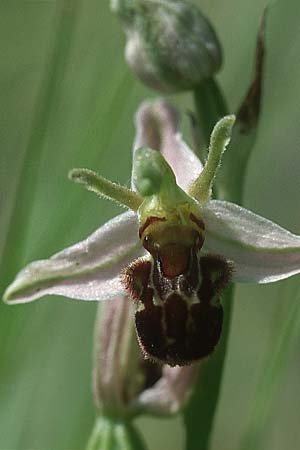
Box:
1;1;300;449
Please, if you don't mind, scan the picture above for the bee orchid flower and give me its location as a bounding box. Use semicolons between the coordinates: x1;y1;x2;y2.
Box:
4;100;300;367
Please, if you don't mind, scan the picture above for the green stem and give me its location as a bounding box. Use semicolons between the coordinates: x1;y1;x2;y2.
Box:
185;41;265;444
86;416;148;450
184;81;241;450
184;284;235;450
193;77;228;147
184;179;242;449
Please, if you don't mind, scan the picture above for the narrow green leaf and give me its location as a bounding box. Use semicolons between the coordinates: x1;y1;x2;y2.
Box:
216;9;267;203
0;1;80;296
32;72;135;258
240;289;300;450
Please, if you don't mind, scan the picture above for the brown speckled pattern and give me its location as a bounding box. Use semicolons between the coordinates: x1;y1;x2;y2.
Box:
123;248;232;366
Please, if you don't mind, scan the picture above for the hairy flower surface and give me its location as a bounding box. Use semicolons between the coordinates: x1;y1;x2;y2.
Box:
4;100;300;367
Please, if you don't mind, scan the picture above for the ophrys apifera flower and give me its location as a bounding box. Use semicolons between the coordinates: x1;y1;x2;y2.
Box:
4;100;300;367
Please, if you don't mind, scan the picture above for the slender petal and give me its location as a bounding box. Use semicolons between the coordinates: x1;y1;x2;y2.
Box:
4;212;144;304
188;115;235;204
69;168;142;211
133;99;203;191
202;200;300;283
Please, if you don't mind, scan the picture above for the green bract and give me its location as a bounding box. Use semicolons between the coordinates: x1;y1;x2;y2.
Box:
4;99;300;306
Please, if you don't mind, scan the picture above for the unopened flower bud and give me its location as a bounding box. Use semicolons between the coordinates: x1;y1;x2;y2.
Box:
93;296;149;417
111;0;222;93
93;295;198;417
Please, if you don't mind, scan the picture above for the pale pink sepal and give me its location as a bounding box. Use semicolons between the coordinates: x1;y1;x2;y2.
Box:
4;212;144;304
133;99;203;191
202;200;300;283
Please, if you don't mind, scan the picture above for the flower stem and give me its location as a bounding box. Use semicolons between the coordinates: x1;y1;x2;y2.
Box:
184;79;240;450
184;283;235;450
185;42;264;444
184;177;242;449
193;77;228;147
86;416;147;450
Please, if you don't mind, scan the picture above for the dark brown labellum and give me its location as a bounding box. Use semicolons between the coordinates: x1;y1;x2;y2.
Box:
122;248;232;367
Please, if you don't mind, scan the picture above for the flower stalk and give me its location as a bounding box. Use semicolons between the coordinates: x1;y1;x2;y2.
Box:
86;416;147;450
193;77;228;147
183;12;267;450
